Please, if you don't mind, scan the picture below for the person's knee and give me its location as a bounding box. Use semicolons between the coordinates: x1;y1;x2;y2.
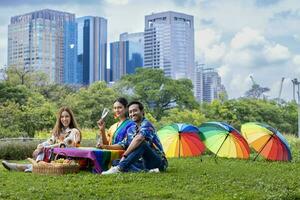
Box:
159;157;168;172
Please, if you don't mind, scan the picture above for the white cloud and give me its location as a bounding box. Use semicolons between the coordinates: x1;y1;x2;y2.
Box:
195;28;225;64
224;49;255;67
205;43;226;64
293;55;300;65
217;64;230;80
263;44;291;63
210;26;297;100
293;34;300;41
197;28;221;49
105;0;129;5
230;27;266;50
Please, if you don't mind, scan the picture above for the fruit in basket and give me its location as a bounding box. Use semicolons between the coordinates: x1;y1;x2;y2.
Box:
63;159;72;164
56;158;65;163
51;158;65;164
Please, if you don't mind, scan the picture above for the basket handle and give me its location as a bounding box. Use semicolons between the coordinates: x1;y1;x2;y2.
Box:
54;152;68;161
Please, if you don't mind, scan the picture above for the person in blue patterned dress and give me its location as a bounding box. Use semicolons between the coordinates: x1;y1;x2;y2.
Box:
99;101;168;174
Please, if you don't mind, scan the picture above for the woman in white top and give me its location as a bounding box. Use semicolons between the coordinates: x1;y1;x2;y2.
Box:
2;106;81;172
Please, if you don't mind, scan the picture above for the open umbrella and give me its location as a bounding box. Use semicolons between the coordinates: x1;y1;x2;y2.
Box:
199;122;250;159
157;123;205;158
241;122;292;161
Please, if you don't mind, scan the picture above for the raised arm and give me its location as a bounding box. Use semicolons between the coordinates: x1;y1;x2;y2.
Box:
97;119;109;145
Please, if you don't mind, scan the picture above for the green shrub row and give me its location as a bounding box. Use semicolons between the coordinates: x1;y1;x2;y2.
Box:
0;140;40;160
0;139;97;160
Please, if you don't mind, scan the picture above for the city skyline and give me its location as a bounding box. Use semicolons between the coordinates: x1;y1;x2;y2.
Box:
0;0;300;100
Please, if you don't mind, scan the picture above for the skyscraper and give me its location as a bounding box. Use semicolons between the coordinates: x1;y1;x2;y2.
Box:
110;32;144;82
76;16;107;85
7;9;77;84
120;32;144;74
202;68;227;102
110;41;124;81
144;11;195;80
194;63;204;102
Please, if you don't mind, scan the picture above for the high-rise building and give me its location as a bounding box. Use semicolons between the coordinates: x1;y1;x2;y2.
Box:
144;11;195;80
7;9;77;84
76;16;107;85
110;32;144;81
194;63;204;102
120;32;144;74
110;41;124;81
202;68;227;102
64;22;78;84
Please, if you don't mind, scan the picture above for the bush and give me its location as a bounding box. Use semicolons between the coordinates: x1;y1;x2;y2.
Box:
0;140;42;160
0;125;27;139
0;139;97;160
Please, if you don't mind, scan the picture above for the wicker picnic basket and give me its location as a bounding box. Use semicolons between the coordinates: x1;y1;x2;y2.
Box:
27;154;80;176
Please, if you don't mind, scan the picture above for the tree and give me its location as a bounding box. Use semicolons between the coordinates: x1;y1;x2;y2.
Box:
114;68;199;120
0;81;58;138
156;108;207;129
37;84;76;105
5;65;49;88
245;76;270;99
0;83;31;105
63;81;118;128
202;98;298;135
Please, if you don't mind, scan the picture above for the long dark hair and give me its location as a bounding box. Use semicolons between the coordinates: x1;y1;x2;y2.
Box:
114;97;128;108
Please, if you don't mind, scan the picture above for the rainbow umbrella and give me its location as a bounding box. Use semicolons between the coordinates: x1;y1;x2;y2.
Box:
241;122;292;161
157;123;205;158
199;122;250;159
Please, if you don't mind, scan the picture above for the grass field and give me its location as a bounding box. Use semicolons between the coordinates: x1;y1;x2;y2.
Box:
1;135;299;200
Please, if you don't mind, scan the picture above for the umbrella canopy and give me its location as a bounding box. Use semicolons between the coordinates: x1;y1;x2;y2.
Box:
157;123;205;158
199;122;250;159
241;122;292;161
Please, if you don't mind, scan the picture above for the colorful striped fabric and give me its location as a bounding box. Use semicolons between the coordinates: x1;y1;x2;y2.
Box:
199;122;250;159
241;122;292;161
111;119;135;144
93;148;124;171
158;123;205;158
53;147;124;173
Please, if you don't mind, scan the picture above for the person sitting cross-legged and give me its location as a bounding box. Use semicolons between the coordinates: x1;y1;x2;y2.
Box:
98;101;168;174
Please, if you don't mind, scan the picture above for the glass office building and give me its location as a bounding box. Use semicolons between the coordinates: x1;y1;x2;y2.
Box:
8;9;77;84
144;11;195;81
76;16;107;85
202;68;227;102
110;32;144;81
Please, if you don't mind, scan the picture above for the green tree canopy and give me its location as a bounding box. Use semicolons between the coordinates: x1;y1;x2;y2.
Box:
156;108;207;129
114;68;199;120
202;98;297;135
63;81;118;128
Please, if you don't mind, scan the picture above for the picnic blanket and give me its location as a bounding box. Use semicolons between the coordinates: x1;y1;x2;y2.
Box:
53;147;124;173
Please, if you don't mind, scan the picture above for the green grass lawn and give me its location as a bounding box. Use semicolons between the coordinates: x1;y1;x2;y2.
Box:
1;134;300;200
1;156;300;200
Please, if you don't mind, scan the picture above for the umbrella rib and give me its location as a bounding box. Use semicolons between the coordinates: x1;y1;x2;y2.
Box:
254;134;273;161
215;133;230;158
178;133;181;158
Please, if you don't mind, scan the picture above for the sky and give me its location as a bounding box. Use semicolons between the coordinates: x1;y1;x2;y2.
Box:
0;0;300;100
